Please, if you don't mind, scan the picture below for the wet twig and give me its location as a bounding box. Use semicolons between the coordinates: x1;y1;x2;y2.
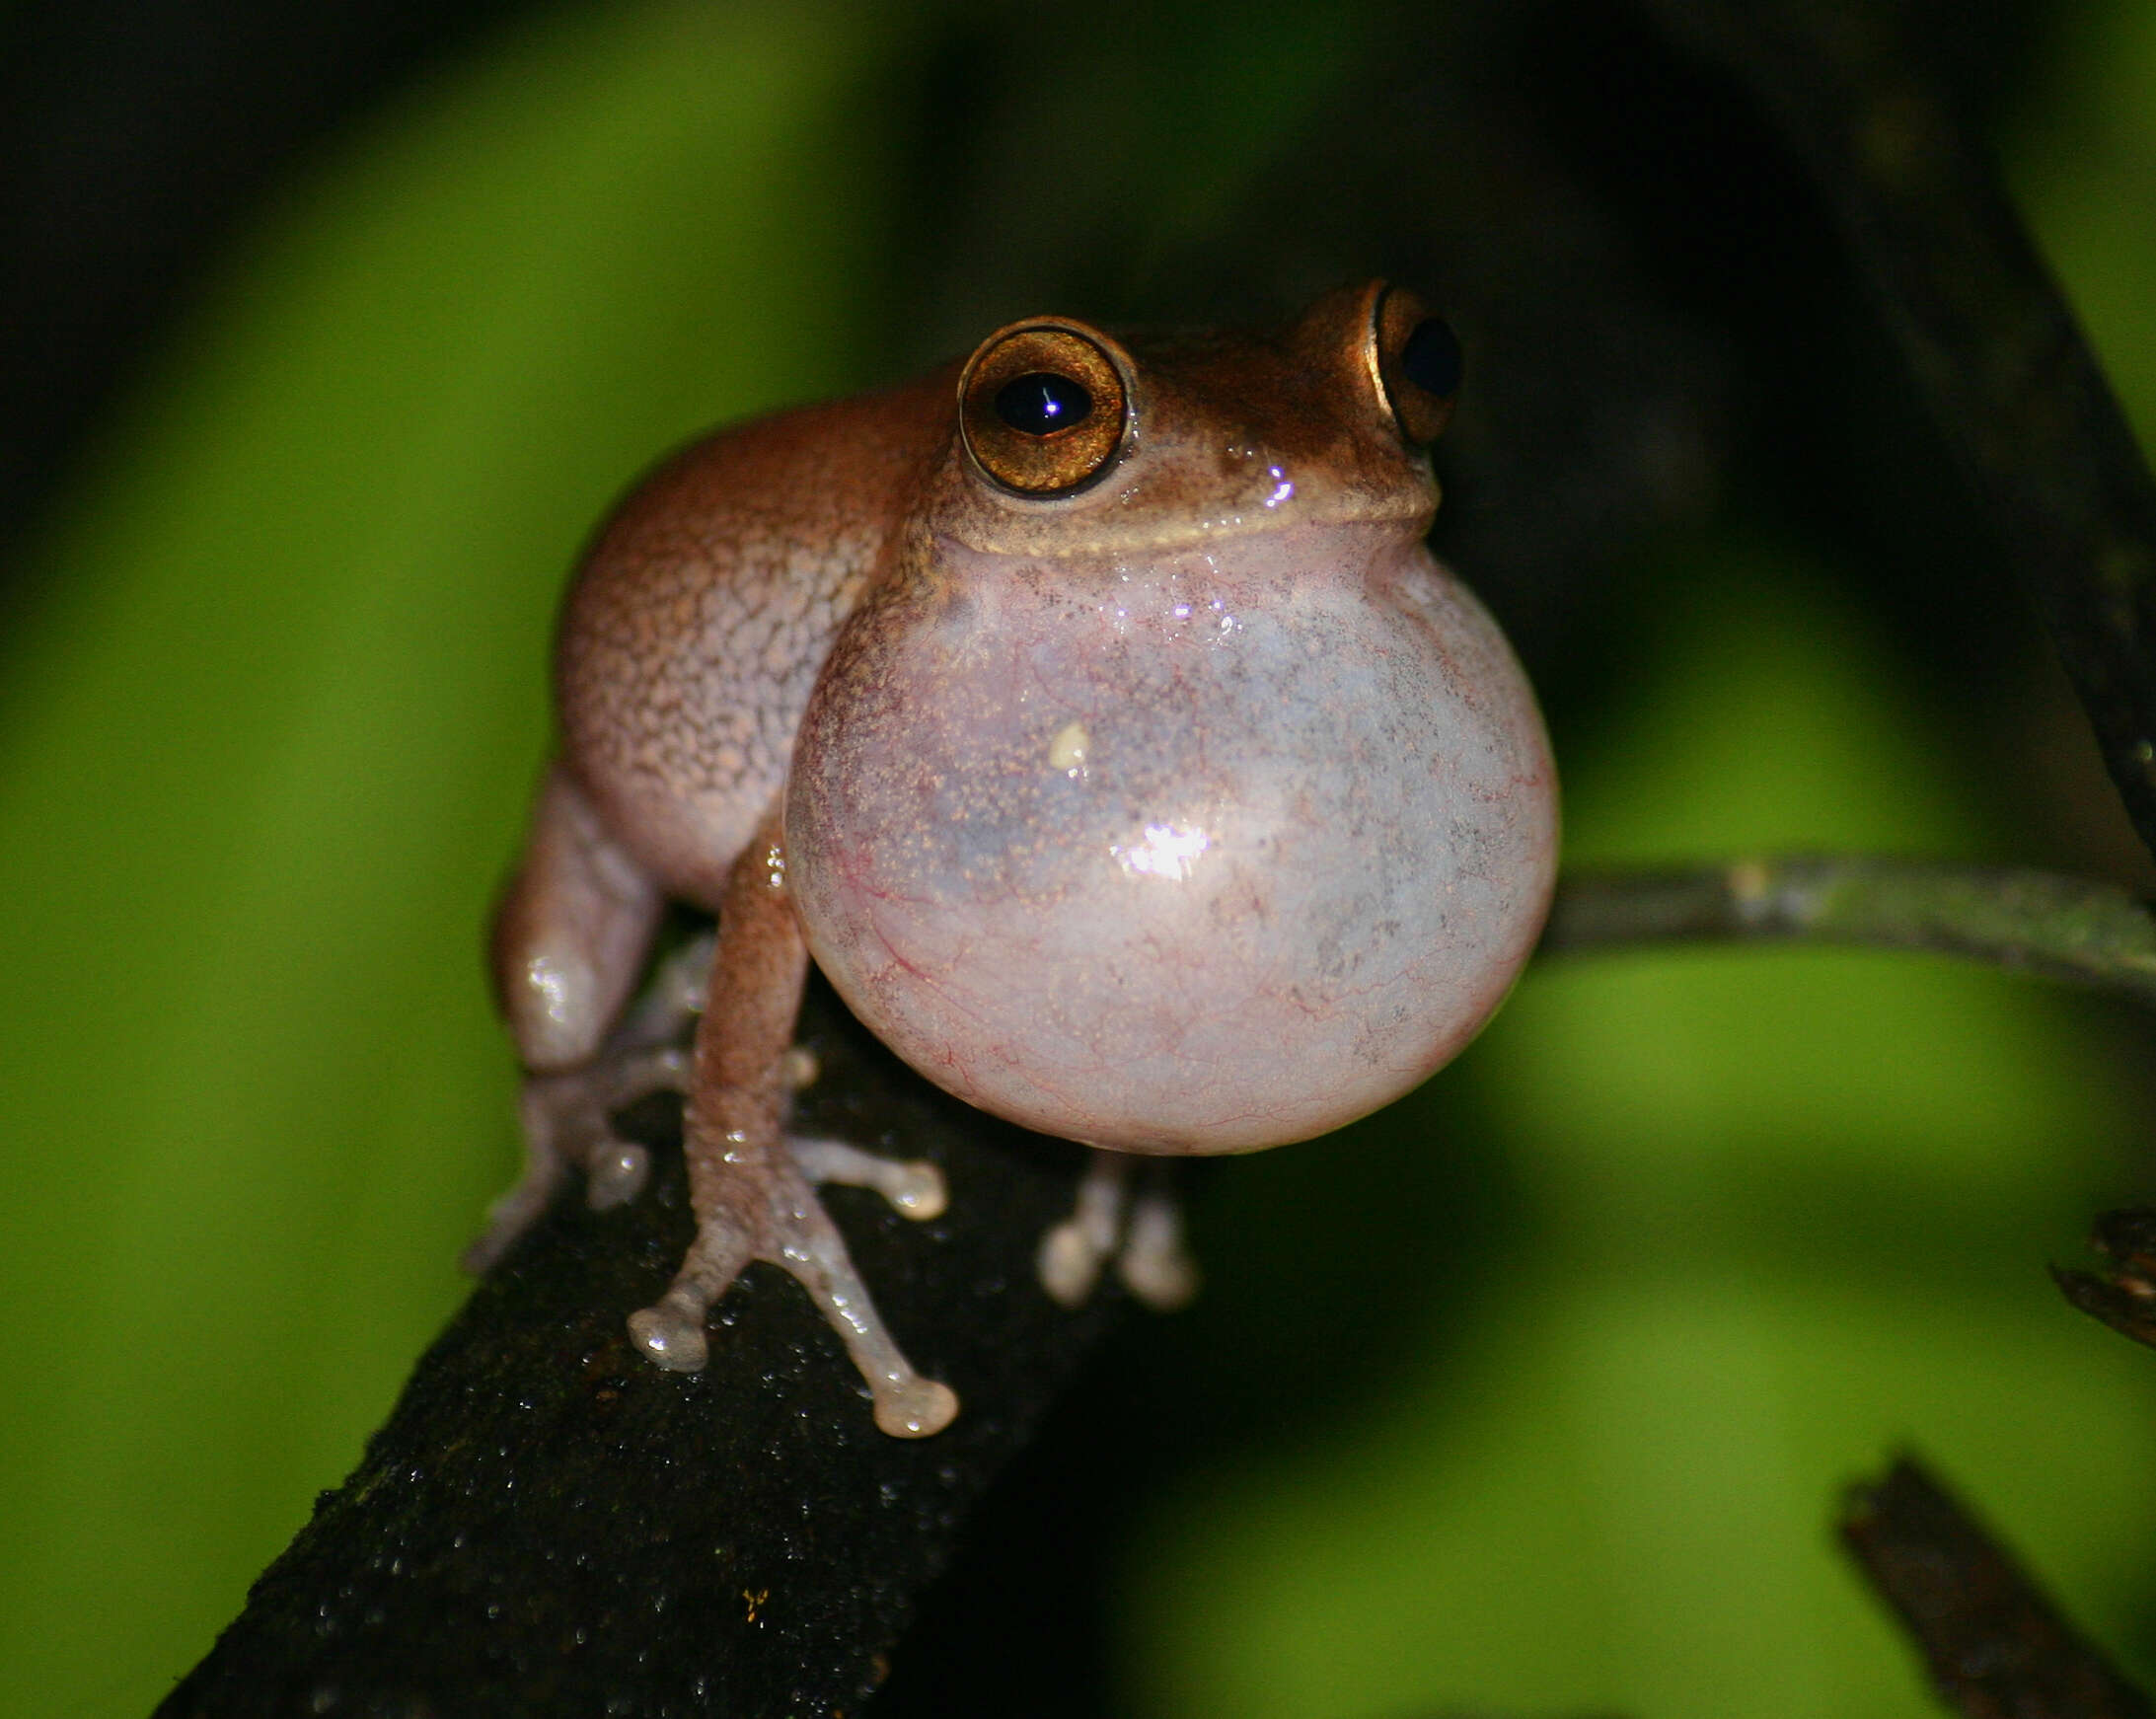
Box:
1542;857;2156;1005
1642;0;2156;864
2054;1208;2156;1353
1841;1457;2154;1719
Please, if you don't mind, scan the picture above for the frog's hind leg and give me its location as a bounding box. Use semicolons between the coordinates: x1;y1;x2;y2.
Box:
627;806;958;1439
472;761;670;1272
466;1035;694;1272
1038;1149;1200;1310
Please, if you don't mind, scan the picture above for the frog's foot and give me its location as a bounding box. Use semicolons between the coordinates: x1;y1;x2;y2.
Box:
463;1045;691;1274
1038;1149;1200;1311
628;1136;957;1438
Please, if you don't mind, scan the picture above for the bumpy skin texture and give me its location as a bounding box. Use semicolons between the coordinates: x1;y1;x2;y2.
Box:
483;281;1559;1437
556;379;954;911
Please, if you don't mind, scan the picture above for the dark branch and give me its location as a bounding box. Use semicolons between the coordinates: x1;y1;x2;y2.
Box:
1841;1457;2154;1719
1641;0;2156;863
157;980;1119;1718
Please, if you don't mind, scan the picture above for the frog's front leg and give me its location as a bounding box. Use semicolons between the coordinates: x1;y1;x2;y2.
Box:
626;810;959;1439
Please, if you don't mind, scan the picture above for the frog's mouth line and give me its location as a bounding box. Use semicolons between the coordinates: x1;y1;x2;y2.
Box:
936;482;1440;559
929;515;1443;583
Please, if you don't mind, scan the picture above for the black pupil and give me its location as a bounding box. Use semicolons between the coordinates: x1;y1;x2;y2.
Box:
1400;317;1462;398
995;372;1092;436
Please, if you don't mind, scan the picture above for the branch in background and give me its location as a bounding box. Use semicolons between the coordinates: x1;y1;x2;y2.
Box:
1841;1457;2154;1719
1642;0;2156;864
1542;857;2156;1005
158;980;1118;1718
1558;868;2156;1707
2054;1208;2156;1351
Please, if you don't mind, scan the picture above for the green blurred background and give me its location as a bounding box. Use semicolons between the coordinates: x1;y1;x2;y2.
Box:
3;1;2155;1714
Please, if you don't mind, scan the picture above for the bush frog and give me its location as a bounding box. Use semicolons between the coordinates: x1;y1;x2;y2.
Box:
476;281;1559;1437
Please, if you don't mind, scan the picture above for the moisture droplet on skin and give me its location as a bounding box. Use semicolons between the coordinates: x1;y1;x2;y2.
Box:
1048;720;1090;776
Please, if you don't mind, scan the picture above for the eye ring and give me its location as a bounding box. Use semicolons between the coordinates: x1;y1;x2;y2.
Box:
1375;285;1461;445
959;323;1129;496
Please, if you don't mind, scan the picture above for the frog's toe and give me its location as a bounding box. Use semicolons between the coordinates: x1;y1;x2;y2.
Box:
1035;1148;1198;1309
464;1157;565;1275
1118;1185;1199;1309
883;1161;947;1219
463;1118;571;1275
788;1137;946;1220
772;1183;958;1434
781;1043;821;1090
505;1047;683;1228
628;1297;709;1373
629;1220;756;1374
584;1141;651;1211
1037;1217;1107;1308
873;1377;959;1439
1035;1147;1129;1306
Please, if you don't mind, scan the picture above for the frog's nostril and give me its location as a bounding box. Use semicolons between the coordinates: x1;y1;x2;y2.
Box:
996;372;1093;437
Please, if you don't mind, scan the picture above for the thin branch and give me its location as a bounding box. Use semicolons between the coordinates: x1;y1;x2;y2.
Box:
1542;857;2156;1005
2054;1208;2156;1352
1841;1457;2154;1719
1641;0;2156;863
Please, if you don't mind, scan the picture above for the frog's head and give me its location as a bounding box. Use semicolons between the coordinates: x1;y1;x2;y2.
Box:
917;279;1459;561
788;282;1551;1158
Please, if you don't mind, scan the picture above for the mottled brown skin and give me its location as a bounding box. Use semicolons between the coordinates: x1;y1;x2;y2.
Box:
489;378;967;1437
558;379;956;912
483;283;1558;1438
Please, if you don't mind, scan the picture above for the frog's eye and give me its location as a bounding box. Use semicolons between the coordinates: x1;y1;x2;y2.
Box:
1375;285;1461;445
960;324;1128;495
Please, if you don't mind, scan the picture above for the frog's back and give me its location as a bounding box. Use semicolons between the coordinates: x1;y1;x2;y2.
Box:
557;370;954;909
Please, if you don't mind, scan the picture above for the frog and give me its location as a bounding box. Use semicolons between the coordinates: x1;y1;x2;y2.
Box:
473;280;1559;1438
